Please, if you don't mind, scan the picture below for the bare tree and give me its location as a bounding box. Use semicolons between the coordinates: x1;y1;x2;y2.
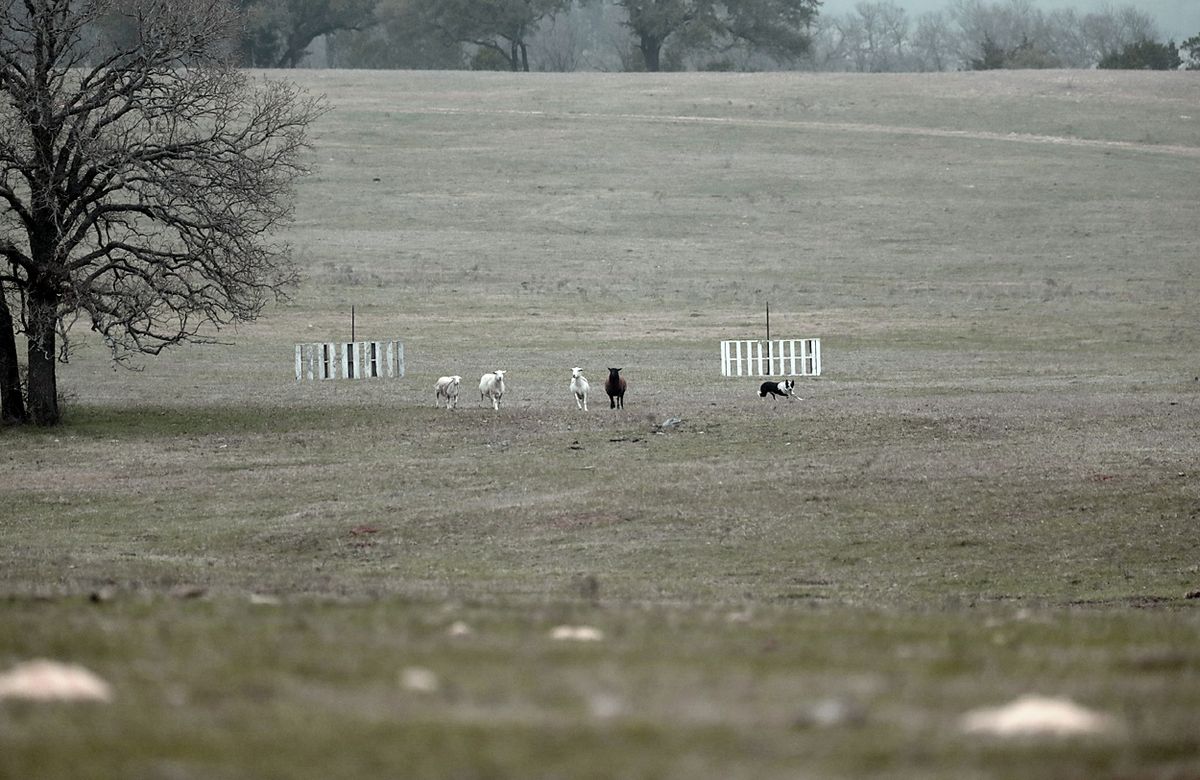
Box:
911;10;955;71
1042;8;1092;68
1081;5;1157;63
530;8;589;71
850;1;910;72
807;2;931;73
0;0;324;426
950;0;1042;65
805;15;854;70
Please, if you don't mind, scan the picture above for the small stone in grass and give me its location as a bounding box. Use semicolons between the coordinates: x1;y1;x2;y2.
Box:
447;621;473;637
549;625;604;641
793;698;865;729
400;667;440;693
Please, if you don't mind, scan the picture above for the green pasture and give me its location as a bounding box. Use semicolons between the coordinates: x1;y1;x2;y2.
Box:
2;69;1199;778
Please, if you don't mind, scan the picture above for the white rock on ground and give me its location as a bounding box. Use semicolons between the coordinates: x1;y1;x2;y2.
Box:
960;695;1119;737
0;660;112;702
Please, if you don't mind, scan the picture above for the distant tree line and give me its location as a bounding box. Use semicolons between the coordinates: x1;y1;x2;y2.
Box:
229;0;821;72
95;0;1200;73
809;0;1192;72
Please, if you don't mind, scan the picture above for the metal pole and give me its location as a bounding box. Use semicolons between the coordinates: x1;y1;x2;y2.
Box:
351;305;355;343
766;302;770;342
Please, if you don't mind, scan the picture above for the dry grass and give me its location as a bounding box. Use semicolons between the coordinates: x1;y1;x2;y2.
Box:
2;69;1199;778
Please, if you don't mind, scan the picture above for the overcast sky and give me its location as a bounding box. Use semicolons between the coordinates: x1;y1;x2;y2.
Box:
818;0;1199;42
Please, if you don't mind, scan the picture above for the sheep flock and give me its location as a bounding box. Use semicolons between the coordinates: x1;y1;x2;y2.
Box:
435;368;611;412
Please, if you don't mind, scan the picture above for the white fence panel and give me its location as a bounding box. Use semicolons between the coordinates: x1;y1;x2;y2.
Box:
720;339;821;378
294;340;404;381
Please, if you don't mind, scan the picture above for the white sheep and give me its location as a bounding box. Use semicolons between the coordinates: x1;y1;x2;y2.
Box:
434;375;461;410
570;367;589;411
479;370;506;410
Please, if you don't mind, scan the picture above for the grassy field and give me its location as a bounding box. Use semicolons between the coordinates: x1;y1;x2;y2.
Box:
2;69;1199;778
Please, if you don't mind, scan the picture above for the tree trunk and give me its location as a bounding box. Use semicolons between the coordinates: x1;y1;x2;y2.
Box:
640;35;662;71
520;42;529;72
279;39;307;68
25;293;59;427
0;289;27;424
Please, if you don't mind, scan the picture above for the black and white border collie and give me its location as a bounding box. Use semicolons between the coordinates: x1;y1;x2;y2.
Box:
758;379;796;400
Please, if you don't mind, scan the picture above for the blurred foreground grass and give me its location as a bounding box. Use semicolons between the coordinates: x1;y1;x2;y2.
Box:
2;597;1199;779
